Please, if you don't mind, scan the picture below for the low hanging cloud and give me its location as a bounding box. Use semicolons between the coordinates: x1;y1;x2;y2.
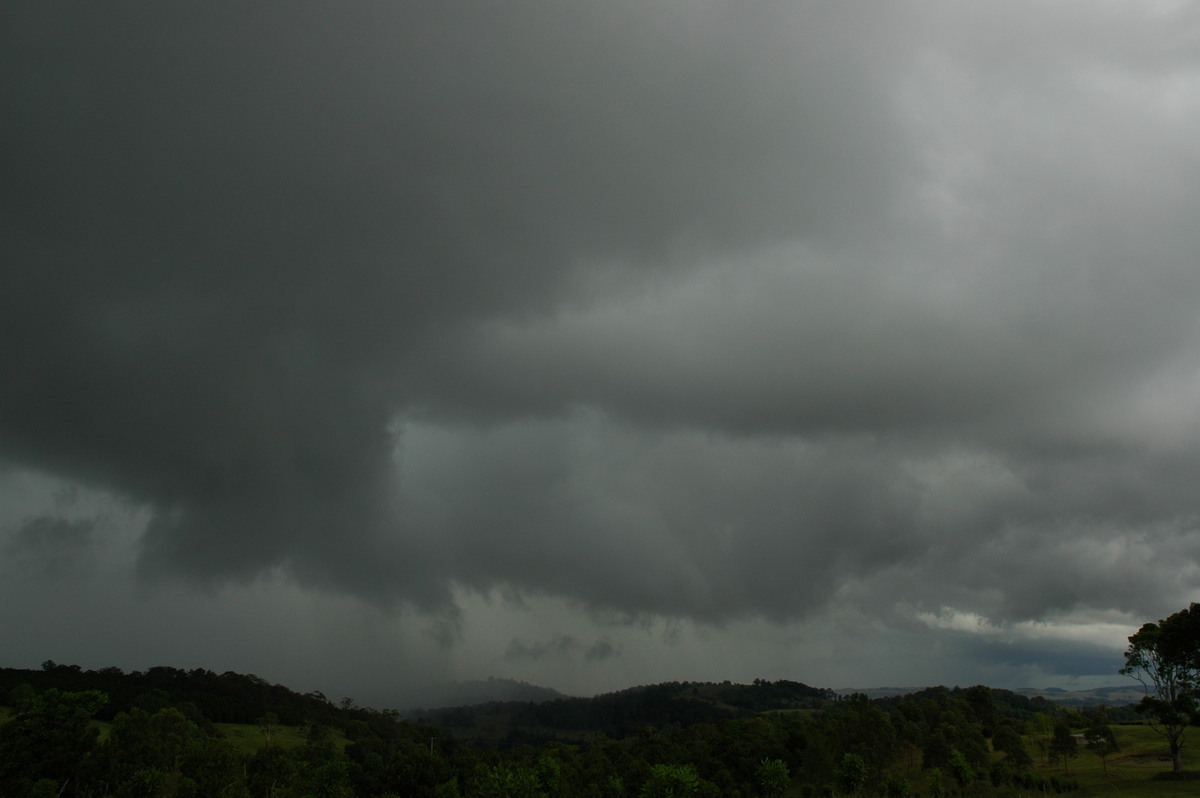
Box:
505;634;582;663
4;0;1200;662
4;516;97;579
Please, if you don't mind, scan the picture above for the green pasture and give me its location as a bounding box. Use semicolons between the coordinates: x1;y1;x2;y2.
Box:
1028;723;1200;798
213;721;319;754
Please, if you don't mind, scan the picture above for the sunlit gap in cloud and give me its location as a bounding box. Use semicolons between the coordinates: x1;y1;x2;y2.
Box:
915;606;1135;649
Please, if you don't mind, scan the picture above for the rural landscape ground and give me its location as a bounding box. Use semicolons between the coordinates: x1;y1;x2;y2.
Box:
1;661;1197;797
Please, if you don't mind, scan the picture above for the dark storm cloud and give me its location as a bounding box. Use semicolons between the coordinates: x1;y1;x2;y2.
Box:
4;515;96;578
402;420;927;621
505;634;579;663
584;639;620;664
1;0;914;610
4;16;894;503
949;634;1125;682
5;0;1200;650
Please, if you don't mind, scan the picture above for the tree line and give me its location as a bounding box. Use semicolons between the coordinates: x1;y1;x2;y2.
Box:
3;665;1124;797
0;663;342;725
417;679;835;741
11;597;1200;798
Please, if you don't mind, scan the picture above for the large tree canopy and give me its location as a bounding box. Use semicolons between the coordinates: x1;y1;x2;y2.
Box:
1121;603;1200;773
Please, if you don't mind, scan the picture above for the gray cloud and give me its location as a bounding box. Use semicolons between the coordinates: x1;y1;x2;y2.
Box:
503;634;621;665
4;0;1200;695
2;0;912;603
945;633;1126;683
4;515;97;579
585;639;620;664
505;635;580;663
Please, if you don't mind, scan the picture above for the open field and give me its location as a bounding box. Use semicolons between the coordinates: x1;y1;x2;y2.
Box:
213;721;317;754
1027;724;1200;798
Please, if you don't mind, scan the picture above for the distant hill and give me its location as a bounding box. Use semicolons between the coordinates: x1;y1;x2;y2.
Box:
834;686;925;700
407;678;837;743
2;660;1145;749
391;677;570;710
1011;684;1145;707
8;662;1140;797
841;684;1144;710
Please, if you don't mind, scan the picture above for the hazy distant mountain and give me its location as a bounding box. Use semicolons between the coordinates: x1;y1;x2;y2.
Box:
391;677;570;710
834;687;923;699
404;679;837;743
838;684;1145;707
1011;685;1145;706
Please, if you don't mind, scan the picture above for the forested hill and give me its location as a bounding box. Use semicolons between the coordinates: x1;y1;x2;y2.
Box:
873;685;1062;723
393;677;570;710
1;664;834;739
410;678;837;740
1;661;1148;796
1;663;1119;736
0;661;344;725
1;664;1088;735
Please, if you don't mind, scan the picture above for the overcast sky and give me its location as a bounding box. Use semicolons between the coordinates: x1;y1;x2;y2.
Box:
4;0;1200;706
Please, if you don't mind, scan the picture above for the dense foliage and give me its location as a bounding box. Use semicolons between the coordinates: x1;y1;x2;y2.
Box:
0;662;343;725
418;679;834;741
0;662;1109;797
1121;602;1200;774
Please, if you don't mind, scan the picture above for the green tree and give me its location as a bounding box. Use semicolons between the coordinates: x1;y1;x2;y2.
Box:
882;774;911;798
1121;603;1200;773
755;757;789;797
988;760;1012;788
246;744;296;798
924;767;945;798
104;707;183;781
921;729;953;771
962;686;998;737
1048;722;1078;776
1030;712;1055;765
991;723;1032;770
833;693;898;782
535;753;569;798
185;735;249;798
948;748;974;788
835;752;867;796
434;777;462;798
471;761;546;798
640;763;700;798
0;688;107;796
258;712;280;748
1083;712;1120;776
99;705;245;798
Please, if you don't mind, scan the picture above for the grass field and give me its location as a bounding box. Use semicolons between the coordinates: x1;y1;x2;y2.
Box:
1026;723;1199;797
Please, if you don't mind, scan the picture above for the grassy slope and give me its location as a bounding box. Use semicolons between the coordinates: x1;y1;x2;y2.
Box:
213;721;318;754
1030;724;1200;798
